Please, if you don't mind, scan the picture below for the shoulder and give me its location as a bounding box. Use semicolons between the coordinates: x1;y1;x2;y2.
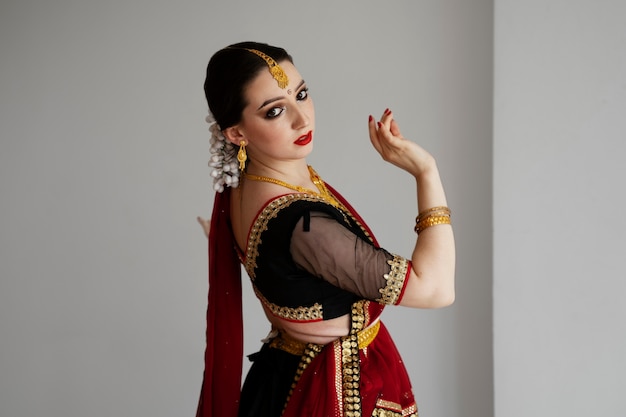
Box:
254;193;345;233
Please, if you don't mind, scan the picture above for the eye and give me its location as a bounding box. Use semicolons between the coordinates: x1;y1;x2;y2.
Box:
296;87;309;101
266;106;286;118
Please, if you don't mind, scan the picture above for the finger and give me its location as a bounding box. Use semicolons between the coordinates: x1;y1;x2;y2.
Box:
378;117;407;153
389;119;402;137
380;109;395;132
368;115;383;153
375;119;396;153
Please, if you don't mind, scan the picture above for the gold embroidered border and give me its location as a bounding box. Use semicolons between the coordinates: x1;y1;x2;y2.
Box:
372;408;418;417
253;285;323;321
403;404;419;417
280;342;324;417
340;300;367;417
363;300;371;329
333;338;344;414
244;193;345;280
372;400;418;417
376;254;409;305
376;399;402;411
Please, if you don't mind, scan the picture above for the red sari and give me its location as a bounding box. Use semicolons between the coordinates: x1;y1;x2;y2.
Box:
197;184;418;417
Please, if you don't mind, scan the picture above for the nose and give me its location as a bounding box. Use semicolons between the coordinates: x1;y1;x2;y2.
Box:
291;105;310;130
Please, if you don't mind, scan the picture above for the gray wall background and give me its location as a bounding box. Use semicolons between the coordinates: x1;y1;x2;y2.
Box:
1;1;493;416
494;1;626;415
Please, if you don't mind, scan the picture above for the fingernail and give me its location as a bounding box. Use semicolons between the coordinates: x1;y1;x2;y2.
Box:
369;115;373;122
377;121;382;128
384;108;390;114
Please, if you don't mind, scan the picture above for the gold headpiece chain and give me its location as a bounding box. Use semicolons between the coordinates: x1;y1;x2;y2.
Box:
243;48;289;89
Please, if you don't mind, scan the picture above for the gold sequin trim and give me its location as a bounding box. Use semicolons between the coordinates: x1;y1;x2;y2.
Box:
372;408;418;417
376;399;402;411
253;285;323;321
372;400;418;417
376;254;409;305
280;343;324;417
333;339;344;413
340;300;367;417
403;404;419;417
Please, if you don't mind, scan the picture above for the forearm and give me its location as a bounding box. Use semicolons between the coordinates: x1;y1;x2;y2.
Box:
401;165;456;308
367;109;456;307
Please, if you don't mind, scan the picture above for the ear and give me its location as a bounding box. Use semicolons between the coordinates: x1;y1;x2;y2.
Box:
222;126;246;146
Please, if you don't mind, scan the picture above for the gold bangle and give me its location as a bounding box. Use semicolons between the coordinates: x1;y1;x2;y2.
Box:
415;206;451;223
414;214;451;234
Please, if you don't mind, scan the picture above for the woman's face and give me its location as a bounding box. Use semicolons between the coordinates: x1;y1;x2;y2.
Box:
226;61;315;167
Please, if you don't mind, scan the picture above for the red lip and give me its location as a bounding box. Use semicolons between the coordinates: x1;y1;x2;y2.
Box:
294;131;312;146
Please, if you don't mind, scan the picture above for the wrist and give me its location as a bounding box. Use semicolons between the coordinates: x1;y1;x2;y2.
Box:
413;159;440;184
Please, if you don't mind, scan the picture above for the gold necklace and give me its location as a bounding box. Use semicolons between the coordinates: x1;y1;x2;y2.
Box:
244;166;344;210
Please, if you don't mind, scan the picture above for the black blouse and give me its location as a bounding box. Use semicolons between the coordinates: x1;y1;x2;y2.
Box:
241;194;410;322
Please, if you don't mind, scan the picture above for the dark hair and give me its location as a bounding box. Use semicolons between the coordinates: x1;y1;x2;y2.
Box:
204;41;293;129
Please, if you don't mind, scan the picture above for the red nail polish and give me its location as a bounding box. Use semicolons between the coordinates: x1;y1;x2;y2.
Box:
384;108;390;114
377;121;382;128
369;115;373;122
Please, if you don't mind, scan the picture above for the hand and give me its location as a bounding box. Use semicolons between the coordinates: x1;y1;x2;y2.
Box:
368;109;436;178
197;216;211;238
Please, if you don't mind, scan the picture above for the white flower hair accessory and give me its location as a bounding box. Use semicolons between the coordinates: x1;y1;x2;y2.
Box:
206;113;240;192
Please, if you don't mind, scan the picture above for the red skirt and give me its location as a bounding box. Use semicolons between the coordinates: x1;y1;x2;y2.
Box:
282;321;418;417
238;320;417;417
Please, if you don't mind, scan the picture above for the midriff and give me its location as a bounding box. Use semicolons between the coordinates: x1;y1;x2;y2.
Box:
262;305;379;346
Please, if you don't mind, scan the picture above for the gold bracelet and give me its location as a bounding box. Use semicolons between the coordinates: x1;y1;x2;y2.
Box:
415;206;451;223
414;214;451;234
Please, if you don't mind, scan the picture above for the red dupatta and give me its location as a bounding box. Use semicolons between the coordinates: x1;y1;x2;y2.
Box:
196;188;242;417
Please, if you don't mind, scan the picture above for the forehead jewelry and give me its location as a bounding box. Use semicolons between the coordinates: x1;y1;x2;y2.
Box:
243;48;289;89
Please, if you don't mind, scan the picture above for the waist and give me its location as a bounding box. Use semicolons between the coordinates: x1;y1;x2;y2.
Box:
269;319;380;355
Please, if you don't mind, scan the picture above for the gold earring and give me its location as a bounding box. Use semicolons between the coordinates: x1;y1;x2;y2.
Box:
237;140;247;171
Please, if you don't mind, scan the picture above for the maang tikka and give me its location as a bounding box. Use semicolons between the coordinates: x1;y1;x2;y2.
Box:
242;48;289;89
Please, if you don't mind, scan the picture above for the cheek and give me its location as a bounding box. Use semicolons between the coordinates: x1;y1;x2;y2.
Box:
243;120;272;140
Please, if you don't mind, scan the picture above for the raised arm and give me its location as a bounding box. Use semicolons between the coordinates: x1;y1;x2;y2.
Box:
368;109;455;308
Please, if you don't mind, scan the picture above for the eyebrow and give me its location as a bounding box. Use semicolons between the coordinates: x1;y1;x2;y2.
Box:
256;79;306;110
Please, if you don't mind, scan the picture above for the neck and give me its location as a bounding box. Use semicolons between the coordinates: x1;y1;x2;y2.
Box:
245;159;311;186
243;165;345;211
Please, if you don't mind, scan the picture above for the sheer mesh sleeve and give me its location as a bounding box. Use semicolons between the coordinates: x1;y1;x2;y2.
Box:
290;211;410;305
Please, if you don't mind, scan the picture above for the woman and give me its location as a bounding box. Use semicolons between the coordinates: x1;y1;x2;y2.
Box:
196;41;455;417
